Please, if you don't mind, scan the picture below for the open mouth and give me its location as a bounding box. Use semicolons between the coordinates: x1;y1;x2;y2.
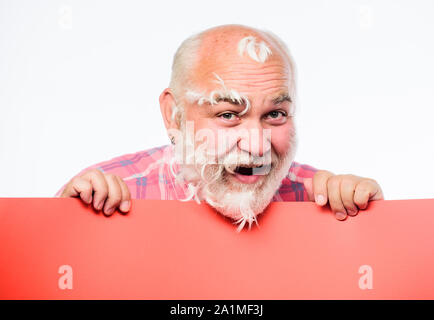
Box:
233;164;272;176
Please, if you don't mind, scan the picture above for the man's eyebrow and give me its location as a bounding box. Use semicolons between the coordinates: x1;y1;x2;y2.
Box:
185;87;252;116
215;95;247;106
272;93;292;104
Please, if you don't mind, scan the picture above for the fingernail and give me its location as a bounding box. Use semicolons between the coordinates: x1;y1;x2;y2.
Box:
104;207;114;215
315;194;325;205
120;200;130;212
347;209;358;216
95;201;103;210
335;212;347;220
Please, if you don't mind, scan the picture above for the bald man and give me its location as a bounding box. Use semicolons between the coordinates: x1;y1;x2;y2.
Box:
57;25;383;231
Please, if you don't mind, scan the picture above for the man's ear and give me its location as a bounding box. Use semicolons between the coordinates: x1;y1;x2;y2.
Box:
159;88;180;131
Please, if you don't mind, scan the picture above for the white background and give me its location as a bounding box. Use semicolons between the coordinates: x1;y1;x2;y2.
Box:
1;0;433;199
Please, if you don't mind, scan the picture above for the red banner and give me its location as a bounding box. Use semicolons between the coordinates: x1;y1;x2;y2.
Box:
0;198;433;299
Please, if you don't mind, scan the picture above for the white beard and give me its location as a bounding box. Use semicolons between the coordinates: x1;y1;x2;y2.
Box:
172;130;297;231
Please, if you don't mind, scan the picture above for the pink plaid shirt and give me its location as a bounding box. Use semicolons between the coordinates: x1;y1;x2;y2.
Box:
56;145;318;202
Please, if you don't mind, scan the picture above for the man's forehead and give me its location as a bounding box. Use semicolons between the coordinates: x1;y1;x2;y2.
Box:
190;61;292;101
189;70;292;105
191;29;291;85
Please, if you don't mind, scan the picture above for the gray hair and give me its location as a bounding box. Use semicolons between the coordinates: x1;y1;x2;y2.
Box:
169;33;203;100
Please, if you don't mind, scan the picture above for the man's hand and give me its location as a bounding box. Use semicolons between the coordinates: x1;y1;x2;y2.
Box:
304;171;384;220
60;169;131;216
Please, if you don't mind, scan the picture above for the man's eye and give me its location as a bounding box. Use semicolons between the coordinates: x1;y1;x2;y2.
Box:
266;110;287;119
219;112;237;120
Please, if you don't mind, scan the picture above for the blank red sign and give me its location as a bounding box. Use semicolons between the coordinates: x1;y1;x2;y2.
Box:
0;198;433;299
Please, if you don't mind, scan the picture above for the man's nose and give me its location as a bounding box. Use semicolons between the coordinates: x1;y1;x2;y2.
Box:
237;122;271;157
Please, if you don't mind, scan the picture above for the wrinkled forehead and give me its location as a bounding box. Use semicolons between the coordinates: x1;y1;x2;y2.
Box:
191;31;293;95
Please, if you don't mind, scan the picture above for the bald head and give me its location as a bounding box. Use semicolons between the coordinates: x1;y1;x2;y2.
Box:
197;25;275;63
169;24;296;102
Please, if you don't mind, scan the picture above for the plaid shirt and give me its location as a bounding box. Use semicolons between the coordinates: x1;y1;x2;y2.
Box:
56;145;318;202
